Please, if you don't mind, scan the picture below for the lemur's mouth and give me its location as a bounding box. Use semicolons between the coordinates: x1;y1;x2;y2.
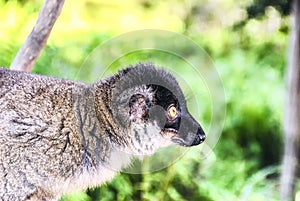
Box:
171;135;205;147
162;128;179;140
163;127;205;147
170;136;189;147
162;123;206;147
163;128;178;134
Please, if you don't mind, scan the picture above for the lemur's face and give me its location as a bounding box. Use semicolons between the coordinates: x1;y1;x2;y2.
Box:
112;64;206;156
151;85;206;147
126;84;205;155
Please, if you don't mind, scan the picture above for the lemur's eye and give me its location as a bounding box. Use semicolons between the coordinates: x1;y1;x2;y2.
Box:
167;105;178;120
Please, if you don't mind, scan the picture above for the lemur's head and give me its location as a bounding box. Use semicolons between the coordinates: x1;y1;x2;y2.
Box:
111;63;205;155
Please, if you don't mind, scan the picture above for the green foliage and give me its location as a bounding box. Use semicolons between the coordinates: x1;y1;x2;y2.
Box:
246;0;291;18
0;0;288;200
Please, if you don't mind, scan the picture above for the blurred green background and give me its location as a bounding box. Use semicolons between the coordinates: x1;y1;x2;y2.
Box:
0;0;291;200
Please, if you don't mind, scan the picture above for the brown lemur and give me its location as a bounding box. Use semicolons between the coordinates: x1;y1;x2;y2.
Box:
0;63;205;201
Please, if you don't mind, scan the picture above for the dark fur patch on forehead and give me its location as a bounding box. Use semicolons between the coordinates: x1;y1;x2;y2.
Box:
150;85;179;109
115;63;186;107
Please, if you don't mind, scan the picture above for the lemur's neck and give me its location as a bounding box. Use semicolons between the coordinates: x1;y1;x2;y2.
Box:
92;75;129;147
70;76;134;191
92;74;138;167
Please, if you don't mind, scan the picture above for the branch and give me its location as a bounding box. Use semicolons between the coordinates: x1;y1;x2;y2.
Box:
280;0;300;200
10;0;65;72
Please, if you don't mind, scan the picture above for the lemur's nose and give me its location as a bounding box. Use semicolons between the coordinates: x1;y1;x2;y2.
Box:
191;127;206;146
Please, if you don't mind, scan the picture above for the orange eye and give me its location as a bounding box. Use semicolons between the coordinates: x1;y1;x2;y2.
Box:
168;106;177;119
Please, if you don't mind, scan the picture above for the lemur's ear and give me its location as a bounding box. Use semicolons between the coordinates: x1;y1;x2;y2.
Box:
112;85;154;128
128;94;150;121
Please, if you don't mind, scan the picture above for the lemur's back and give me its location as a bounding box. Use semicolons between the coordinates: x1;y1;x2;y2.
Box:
0;68;85;200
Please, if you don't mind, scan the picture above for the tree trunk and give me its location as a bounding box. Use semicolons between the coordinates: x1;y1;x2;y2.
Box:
280;0;300;200
10;0;65;72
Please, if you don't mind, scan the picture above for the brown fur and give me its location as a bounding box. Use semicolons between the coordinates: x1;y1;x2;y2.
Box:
0;63;205;200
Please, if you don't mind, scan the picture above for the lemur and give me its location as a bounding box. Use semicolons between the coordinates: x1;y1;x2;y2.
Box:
0;63;205;201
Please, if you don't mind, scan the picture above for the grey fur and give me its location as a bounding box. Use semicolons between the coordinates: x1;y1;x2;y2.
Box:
0;63;205;200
